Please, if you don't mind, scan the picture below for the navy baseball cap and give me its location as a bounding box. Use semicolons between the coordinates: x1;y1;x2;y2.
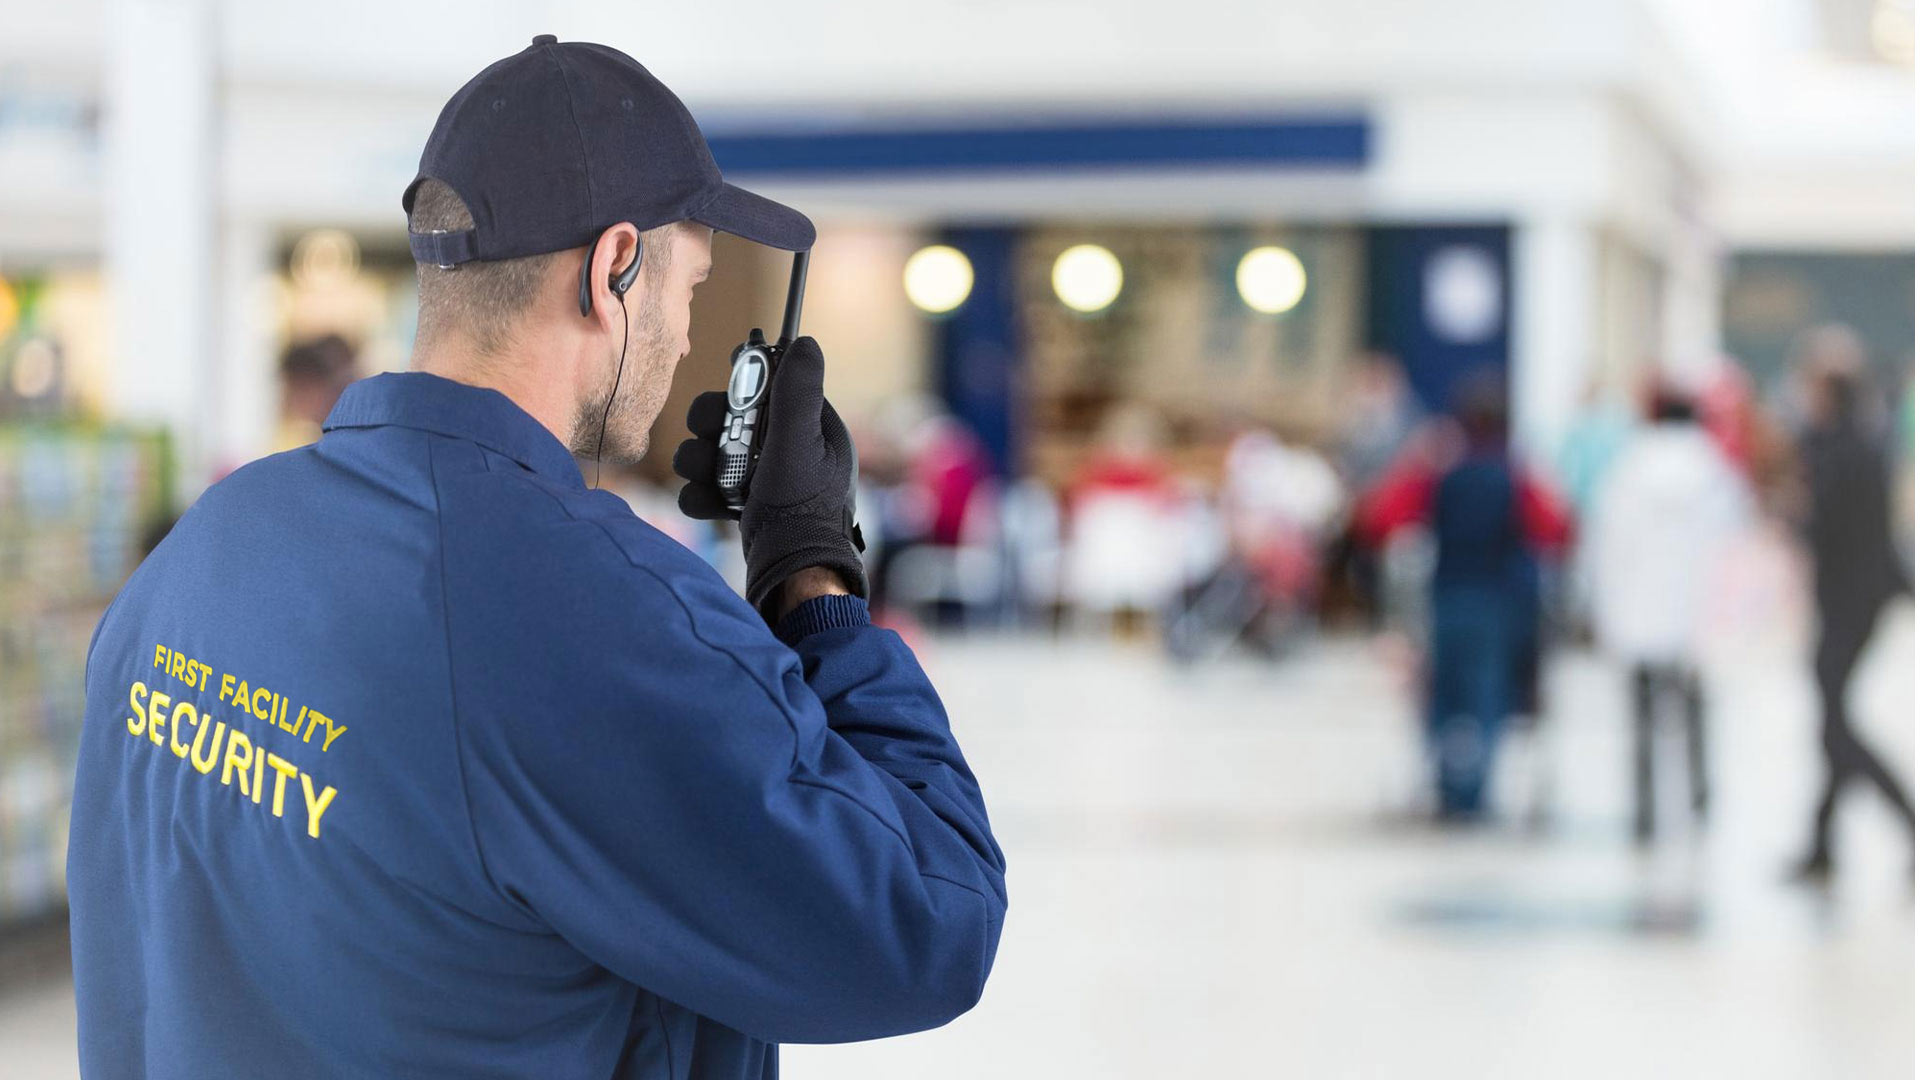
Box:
404;35;814;267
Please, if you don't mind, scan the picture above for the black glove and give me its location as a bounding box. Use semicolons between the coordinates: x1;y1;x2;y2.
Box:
672;336;867;615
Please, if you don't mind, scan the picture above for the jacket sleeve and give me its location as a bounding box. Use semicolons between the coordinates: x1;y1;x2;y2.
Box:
1515;469;1574;554
447;544;1006;1045
1355;462;1434;549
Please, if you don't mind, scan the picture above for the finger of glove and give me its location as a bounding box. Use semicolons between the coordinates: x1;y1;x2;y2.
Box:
677;481;737;521
685;391;730;440
671;436;718;485
761;336;826;465
819;397;853;456
821;398;860;500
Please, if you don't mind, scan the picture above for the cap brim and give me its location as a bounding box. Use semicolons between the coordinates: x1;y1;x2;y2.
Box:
692;182;816;252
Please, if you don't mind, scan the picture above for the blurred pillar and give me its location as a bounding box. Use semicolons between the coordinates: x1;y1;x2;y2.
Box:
103;0;217;499
1661;215;1722;389
214;221;277;474
1512;217;1596;463
935;227;1021;477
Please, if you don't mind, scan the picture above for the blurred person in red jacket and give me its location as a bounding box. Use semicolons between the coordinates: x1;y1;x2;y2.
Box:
864;396;996;619
1068;402;1178;508
1064;404;1186;626
914;415;996;548
1359;371;1570;819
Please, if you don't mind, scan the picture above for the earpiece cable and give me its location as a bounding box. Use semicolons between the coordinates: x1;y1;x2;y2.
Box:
592;289;629;490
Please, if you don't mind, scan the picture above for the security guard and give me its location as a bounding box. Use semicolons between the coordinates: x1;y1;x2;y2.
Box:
69;37;1006;1079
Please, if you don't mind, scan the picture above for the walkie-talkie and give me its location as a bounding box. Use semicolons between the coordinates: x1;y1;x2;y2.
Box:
715;251;809;513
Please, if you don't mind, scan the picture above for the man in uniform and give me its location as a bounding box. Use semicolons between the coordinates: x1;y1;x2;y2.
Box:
69;36;1006;1079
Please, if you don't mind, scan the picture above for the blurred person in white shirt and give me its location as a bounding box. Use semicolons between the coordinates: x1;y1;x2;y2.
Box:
1590;385;1751;843
1225;427;1345;539
1222;426;1344;609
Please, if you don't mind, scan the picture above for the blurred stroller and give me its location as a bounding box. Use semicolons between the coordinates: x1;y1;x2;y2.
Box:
1165;429;1344;663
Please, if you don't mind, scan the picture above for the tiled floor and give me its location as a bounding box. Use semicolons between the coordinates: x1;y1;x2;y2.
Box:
6;607;1912;1078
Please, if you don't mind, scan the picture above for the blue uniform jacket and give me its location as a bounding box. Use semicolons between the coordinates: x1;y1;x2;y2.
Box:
68;372;1007;1079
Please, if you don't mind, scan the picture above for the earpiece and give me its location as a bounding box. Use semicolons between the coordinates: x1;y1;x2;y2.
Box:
577;230;644;317
613;245;642;296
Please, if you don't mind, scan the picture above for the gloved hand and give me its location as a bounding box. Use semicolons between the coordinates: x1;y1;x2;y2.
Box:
672;336;867;615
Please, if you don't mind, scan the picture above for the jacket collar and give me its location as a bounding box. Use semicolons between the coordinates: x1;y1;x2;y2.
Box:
323;372;584;489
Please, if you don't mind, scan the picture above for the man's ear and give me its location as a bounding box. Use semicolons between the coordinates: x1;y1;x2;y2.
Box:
609;227;643;297
577;222;643;324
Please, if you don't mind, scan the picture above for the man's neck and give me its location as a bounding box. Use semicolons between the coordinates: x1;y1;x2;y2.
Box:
414;347;578;451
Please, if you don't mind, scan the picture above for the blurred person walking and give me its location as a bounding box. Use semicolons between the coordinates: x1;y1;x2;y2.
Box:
1589;387;1750;842
1787;328;1914;882
1553;377;1631;644
1360;374;1570;819
1554;376;1632;524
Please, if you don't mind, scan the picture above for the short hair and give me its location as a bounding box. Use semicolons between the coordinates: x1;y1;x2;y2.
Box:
408;179;560;356
408;179;677;358
1648;391;1697;424
1450;366;1508;444
1820;368;1862;421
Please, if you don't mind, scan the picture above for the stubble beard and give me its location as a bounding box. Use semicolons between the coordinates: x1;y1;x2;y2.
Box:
571;292;676;467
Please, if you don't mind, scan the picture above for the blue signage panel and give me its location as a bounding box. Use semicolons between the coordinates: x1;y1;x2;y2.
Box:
709;116;1368;177
1364;224;1513;418
934;227;1021;477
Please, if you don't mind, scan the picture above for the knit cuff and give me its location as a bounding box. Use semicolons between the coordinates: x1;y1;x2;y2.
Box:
772;593;872;647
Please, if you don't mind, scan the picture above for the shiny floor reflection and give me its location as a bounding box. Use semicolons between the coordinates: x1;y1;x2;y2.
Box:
788;608;1913;1079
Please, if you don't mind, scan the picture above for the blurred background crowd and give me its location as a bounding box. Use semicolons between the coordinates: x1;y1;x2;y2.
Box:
0;0;1913;1076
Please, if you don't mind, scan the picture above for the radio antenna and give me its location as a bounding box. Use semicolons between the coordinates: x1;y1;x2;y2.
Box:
778;251;808;345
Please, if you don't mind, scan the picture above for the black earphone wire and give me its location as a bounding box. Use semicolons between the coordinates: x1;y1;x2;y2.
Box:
591;288;629;490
